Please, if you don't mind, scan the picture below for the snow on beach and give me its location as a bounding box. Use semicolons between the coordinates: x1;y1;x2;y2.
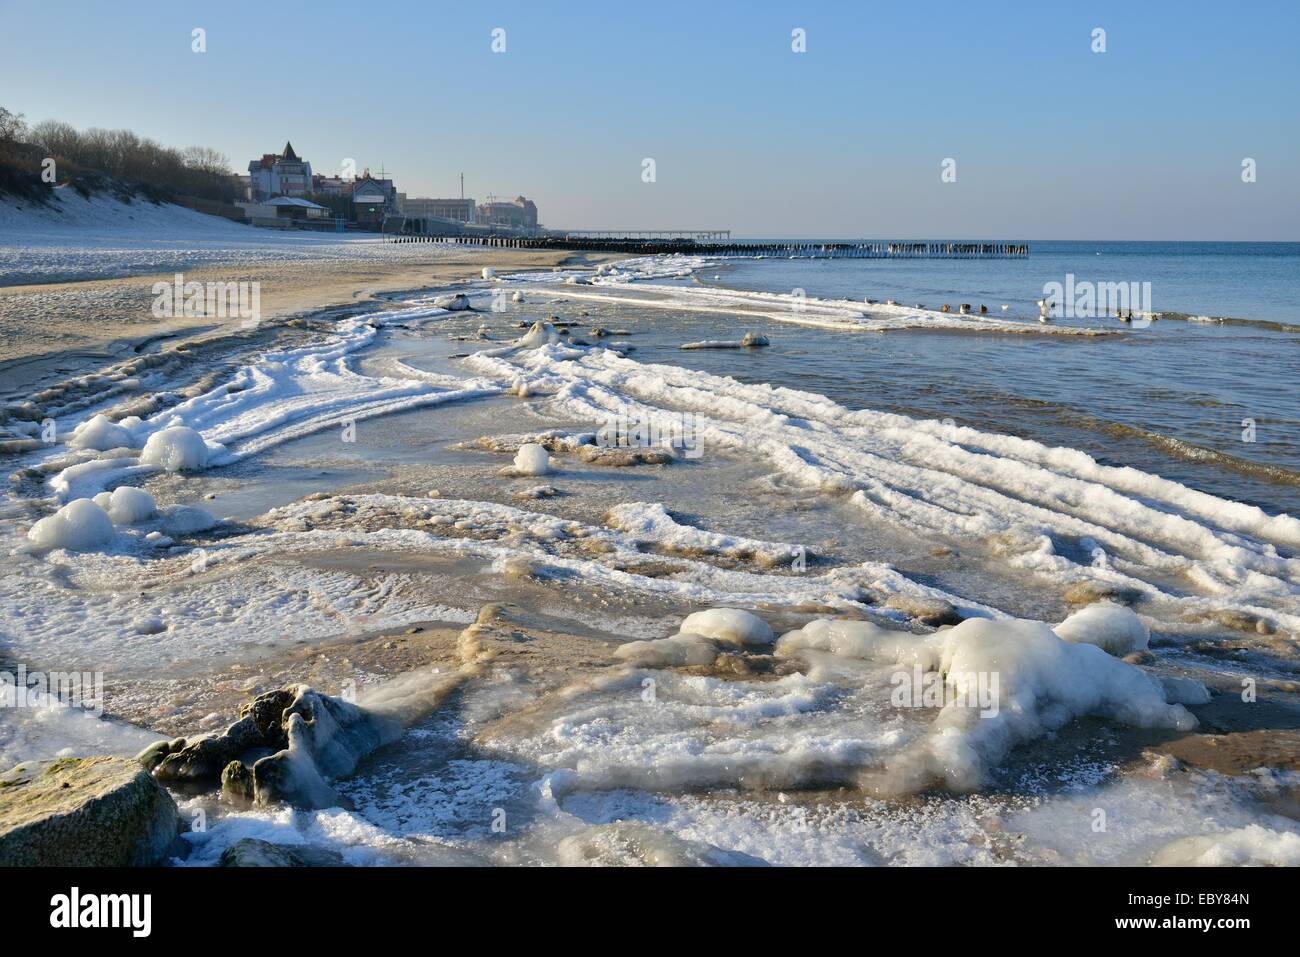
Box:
0;188;446;285
2;239;1297;867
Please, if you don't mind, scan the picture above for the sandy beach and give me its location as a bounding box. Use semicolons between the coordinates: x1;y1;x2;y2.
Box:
0;244;612;396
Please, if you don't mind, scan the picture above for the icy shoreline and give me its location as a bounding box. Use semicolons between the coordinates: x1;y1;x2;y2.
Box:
2;245;1298;867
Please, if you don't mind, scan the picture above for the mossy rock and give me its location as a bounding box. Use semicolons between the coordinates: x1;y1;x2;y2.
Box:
0;756;179;866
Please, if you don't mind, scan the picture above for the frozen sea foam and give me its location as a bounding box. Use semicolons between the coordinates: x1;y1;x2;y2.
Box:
26;498;115;551
140;426;212;472
679;608;775;647
92;486;156;525
777;614;1197;790
68;413;139;451
513;443;551;476
1053;602;1150;656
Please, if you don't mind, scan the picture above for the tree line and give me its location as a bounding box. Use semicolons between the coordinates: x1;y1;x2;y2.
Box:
0;105;240;203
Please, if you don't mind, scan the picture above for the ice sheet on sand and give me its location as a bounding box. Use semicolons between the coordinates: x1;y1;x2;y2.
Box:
25;498;115;551
604;502;797;566
0;685;163;770
39;311;504;499
776;615;1196;790
1053;602;1149;656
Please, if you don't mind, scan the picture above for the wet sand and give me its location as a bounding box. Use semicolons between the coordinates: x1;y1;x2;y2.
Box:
0;245;614;397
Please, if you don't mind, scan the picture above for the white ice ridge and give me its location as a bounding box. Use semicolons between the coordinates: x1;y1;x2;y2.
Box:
463;341;1300;635
512;280;1111;336
36;303;504;501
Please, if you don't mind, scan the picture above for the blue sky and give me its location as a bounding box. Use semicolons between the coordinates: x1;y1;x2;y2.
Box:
2;0;1297;239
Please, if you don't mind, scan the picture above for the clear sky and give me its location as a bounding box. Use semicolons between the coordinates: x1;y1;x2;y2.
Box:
2;0;1297;239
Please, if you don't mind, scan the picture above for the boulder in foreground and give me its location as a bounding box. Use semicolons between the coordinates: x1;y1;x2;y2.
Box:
0;756;179;866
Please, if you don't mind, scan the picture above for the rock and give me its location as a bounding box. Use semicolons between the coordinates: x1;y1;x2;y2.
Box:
151;685;396;810
0;756;179;866
249;687;399;809
218;837;345;867
137;737;186;773
1063;581;1142;606
220;760;255;802
883;594;963;627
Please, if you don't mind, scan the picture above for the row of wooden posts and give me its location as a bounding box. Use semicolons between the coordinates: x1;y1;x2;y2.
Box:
384;235;1029;258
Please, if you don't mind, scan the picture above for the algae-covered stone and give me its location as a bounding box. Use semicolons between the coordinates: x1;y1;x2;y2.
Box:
218;837;345;867
0;756;179;866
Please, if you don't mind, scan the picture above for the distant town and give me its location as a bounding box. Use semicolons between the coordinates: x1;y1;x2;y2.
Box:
235;140;539;236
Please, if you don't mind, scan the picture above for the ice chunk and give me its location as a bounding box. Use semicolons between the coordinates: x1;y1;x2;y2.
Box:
433;292;471;311
1158;675;1212;705
92;486;156;525
777;614;1196;790
1152;825;1300;866
679;608;774;647
515;320;559;348
614;633;720;667
481;267;496;279
140;426;212;472
26;498;115;551
512;443;551;476
68;413;137;451
1054;602;1149;656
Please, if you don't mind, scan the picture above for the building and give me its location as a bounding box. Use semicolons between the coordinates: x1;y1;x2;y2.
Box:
247;142;313;201
477;195;538;230
352;172;398;228
400;197;476;223
264;196;330;220
311;174;354;197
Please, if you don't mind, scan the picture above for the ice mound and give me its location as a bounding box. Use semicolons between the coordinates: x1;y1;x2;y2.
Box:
25;498;115;551
68;413;139;451
777;615;1198;791
92;486;156;525
1151;825;1300;866
614;633;720;667
1053;602;1150;656
161;504;217;535
139;426;213;472
514;320;560;348
433;292;471;311
482;267;497;279
512;443;551;476
679;608;774;647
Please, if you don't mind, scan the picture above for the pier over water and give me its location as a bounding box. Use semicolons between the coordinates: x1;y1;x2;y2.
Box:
391;235;1029;258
